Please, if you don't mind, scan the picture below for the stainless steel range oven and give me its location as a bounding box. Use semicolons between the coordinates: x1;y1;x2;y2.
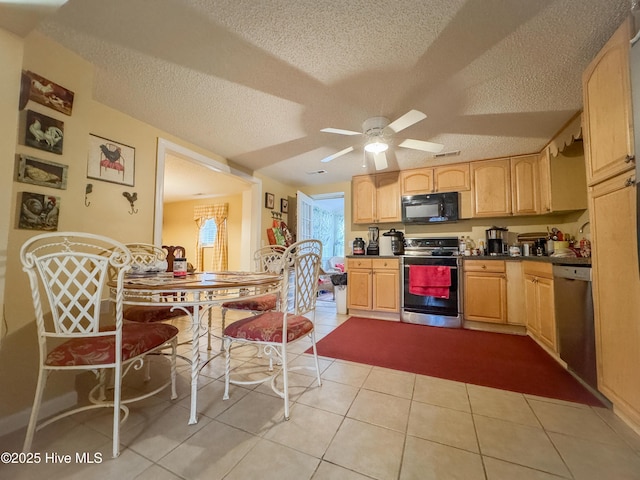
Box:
401;237;463;328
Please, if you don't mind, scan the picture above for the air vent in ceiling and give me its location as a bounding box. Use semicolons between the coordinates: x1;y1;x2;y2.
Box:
307;169;328;175
433;150;461;158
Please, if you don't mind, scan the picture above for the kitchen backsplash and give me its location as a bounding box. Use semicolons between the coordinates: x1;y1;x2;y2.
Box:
349;210;591;252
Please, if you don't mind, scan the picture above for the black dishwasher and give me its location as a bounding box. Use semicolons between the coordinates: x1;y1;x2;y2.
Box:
553;265;598;391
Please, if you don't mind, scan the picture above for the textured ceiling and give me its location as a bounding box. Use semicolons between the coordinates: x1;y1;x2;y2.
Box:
5;0;632;190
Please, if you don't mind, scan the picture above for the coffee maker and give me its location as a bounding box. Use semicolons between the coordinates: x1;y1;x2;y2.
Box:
486;226;508;256
366;226;379;255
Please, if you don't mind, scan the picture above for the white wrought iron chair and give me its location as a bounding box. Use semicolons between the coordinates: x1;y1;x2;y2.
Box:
20;232;179;458
222;239;323;420
211;245;286;351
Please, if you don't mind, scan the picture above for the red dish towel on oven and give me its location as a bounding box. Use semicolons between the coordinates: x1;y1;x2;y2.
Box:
409;265;451;298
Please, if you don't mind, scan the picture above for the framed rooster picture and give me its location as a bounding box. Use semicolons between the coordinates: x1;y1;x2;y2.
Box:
18;191;60;231
24;110;64;155
87;134;135;186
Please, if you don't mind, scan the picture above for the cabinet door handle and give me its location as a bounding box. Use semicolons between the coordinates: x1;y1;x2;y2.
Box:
625;177;635;187
625;154;636;164
481;264;487;269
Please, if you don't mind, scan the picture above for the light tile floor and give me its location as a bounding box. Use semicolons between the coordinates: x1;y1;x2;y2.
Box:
2;304;640;479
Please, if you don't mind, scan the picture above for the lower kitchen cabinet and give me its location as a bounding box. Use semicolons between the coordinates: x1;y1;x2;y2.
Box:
523;261;556;352
346;258;372;310
347;257;399;315
463;260;507;323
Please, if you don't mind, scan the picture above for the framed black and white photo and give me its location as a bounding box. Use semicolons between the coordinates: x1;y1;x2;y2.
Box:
87;134;135;186
265;192;275;209
281;198;289;213
17;155;68;190
25;110;64;155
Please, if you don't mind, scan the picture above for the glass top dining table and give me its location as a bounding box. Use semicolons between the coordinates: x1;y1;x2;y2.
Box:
110;271;282;424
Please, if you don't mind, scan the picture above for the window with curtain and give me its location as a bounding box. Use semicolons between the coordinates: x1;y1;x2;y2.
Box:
194;203;228;271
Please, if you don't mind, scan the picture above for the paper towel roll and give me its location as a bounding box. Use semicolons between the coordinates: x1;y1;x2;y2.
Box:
379;236;393;256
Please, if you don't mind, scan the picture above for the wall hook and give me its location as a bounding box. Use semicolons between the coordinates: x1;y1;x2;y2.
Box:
122;191;138;214
84;183;93;207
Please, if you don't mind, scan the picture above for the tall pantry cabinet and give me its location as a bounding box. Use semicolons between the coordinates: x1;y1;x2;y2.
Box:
582;16;640;430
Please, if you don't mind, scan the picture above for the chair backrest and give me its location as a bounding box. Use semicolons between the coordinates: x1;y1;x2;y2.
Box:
127;243;167;272
280;239;322;316
162;245;186;272
20;232;132;341
253;245;286;273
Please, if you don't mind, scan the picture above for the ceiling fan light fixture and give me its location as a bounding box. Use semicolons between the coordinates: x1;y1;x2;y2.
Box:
364;140;388;153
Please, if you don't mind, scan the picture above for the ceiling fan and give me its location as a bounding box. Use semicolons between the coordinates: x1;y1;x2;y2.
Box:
320;109;444;170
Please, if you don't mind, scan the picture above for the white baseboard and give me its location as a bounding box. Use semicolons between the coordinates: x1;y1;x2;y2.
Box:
0;391;77;436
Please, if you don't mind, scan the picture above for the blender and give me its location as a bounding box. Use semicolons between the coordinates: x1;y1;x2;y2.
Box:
366;226;380;255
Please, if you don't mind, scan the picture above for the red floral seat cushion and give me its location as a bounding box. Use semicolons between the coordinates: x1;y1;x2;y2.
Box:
124;305;194;323
221;294;278;312
45;323;179;367
223;311;313;343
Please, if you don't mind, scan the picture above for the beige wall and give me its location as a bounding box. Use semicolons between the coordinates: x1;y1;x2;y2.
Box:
0;29;23;345
255;173;296;246
163;194;244;271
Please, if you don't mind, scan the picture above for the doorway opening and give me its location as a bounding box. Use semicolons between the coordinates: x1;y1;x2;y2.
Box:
304;193;345;307
154;138;261;271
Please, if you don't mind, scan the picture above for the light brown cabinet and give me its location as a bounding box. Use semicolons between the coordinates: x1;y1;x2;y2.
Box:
588;172;640;426
346;258;372;310
582;17;635;186
352;173;401;224
538;146;588;213
511;154;539;215
470;158;512;217
582;16;640;430
463;260;507;324
400;168;433;195
371;258;400;312
346;257;399;314
523;262;556;352
400;164;470;196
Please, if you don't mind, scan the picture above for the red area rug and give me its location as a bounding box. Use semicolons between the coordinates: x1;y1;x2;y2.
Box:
309;316;603;406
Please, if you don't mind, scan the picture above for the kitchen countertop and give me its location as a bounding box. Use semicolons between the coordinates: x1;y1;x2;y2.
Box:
346;254;591;266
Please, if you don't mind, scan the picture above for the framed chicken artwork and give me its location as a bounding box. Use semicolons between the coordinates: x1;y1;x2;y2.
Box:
18;192;60;231
87;133;135;186
24;110;64;155
17;154;68;190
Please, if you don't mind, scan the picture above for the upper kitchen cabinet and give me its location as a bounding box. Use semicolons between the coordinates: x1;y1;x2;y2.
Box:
538;145;588;213
400;168;433;195
400;164;470;196
471;158;511;217
583;17;635;186
435;164;470;192
352;172;401;224
511;154;539;215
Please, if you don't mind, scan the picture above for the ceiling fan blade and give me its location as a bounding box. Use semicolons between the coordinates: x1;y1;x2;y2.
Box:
373;151;388;170
321;127;361;136
398;138;445;153
320;146;354;163
387;110;427;133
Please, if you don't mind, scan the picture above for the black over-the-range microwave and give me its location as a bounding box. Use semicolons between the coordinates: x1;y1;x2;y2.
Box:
401;192;459;224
